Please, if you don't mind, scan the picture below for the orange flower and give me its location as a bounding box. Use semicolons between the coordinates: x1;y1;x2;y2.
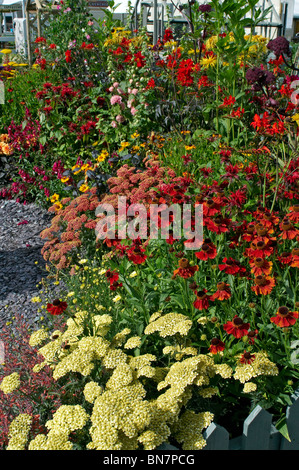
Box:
209;338;225;354
211;282;231;301
290;248;299;268
0;142;13;155
0;134;9;143
244;238;274;258
270;306;299;328
195;239;217;260
287;204;299;224
259;212;280;228
242;222;256;243
279;218;298;240
202;198;221;217
193;289;211;310
251;274;275;295
173;258;199;279
254;222;275;240
219;257;246;276
247;329;259;344
223;315;250;338
206;215;231;234
277;252;292;266
249;257;272;276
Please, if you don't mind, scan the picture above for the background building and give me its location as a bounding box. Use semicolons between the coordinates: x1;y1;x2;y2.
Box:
1;0;299;53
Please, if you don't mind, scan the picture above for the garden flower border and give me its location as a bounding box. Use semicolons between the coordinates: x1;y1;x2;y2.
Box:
159;388;299;450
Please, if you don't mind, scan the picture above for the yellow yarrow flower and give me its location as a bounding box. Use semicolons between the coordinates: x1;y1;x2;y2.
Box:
0;372;20;394
6;414;32;450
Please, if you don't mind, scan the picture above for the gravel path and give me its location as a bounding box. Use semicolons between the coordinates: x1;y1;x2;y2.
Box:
0;200;62;330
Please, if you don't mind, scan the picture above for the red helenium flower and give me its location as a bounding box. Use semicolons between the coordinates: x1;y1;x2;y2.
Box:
193;289;210;310
195;239;217;260
173;258;199;279
211;282;231;301
223;315;250;338
209;338;225;354
251;275;275;295
270;306;299;327
46;299;68;316
240;351;255;364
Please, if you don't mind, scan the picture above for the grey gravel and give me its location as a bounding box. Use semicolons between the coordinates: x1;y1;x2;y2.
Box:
0;200;63;330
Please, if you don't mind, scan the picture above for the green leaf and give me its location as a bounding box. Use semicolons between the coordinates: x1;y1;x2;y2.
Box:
39;135;47;146
275;416;291;442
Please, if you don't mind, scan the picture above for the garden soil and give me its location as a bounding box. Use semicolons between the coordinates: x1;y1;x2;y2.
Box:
0;200;62;330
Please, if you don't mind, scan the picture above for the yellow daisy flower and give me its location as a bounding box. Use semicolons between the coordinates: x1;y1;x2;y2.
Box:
79;184;89;193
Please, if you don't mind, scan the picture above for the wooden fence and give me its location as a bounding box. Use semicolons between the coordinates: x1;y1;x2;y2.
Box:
158;389;299;451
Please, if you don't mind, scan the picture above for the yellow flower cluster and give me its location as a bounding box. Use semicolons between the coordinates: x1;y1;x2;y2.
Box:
104;27;132;47
157;355;215;394
243;382;257;393
172;410;214;450
0;372;20;394
124;336;142;349
28;405;89;450
234;352;279;384
83;381;103;403
129;354;157;379
163;345;198;361
24;308;218;450
97;149;109;162
88;382;151;450
6;414;32;450
29;328;49;348
46;405;89;434
21;304;281;450
28;430;73;450
205;32;267;54
144;312;192;338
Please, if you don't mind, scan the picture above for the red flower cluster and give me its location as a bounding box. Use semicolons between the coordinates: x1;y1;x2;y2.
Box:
176;59;195;87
